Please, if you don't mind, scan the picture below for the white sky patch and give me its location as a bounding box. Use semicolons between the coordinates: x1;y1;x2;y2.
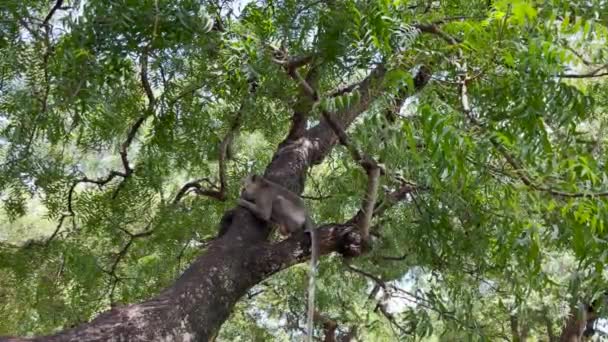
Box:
230;0;254;17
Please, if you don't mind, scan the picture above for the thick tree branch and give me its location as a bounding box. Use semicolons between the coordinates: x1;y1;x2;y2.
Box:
140;50;156;113
414;23;459;44
274;51;383;244
262;172;420;265
119;116;146;178
281;56;318;144
413;16;485;45
328;82;360;98
42;0;64;26
118;50;155;177
559;64;608;78
111;49;158;198
173;178;223;203
284;55;314;70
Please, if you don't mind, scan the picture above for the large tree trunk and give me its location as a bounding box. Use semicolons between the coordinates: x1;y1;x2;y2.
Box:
4;223;356;341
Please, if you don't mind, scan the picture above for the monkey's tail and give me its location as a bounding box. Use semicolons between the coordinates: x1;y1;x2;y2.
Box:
305;221;317;342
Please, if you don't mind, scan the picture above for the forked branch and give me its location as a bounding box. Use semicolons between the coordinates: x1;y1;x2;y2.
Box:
274;50;382;244
173;102;244;204
42;0;65;26
44;49;157;244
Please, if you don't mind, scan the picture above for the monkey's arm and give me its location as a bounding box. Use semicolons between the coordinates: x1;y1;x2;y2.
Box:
238;198;272;221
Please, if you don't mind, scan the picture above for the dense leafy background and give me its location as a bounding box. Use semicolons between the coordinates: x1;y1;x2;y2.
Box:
1;0;608;340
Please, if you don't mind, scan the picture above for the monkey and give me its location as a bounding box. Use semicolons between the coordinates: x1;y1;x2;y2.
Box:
237;174;318;342
238;174;313;235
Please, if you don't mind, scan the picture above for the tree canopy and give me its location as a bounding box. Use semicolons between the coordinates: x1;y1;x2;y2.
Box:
1;0;608;341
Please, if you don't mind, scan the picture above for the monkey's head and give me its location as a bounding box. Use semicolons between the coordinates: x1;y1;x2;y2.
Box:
240;174;266;199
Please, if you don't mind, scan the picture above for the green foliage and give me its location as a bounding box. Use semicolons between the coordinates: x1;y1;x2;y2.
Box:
2;0;608;340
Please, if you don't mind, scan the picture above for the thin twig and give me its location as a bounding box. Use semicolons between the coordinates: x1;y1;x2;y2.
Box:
173;101;245;204
380;254;407;261
460;68;608;198
559;68;608;78
414;23;459;45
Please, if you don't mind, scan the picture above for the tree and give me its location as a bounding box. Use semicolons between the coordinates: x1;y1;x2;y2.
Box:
1;0;608;341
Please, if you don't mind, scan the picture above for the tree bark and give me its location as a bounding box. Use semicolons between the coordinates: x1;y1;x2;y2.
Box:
558;304;596;342
510;315;520;342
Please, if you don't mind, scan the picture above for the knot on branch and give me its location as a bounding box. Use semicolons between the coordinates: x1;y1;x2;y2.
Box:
336;226;367;258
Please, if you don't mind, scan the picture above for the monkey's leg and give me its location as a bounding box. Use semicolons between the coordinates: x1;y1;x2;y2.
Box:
273;196;305;234
237;199;272;221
